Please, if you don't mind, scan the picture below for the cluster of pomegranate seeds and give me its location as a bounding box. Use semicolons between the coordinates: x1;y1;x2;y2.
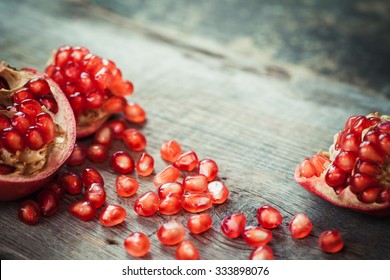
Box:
221;212;247;238
99;204;126;226
187;213;212;234
257;205;283;229
289;213;312;239
157;220;186;245
318;230;344;253
124;232;151;257
175;240;200;260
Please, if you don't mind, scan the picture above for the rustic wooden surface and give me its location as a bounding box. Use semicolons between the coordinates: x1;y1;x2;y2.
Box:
0;0;389;260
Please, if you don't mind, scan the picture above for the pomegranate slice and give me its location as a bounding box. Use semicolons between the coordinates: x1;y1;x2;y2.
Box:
0;62;76;201
295;113;390;216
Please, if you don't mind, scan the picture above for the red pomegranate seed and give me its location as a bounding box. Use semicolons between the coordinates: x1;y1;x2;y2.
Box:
354;160;381;176
333;151;357;173
110;150;135;174
158;182;184;199
106;118;128;139
160;140;182;162
67;142;87;166
134;191;159;216
110;80;134;96
135;152;154;176
249;245;274;260
124;232;151;257
0;115;10;130
103;96;126;114
324;164;348;190
35;112;56;144
25;77;51;97
0;163;15;174
13;88;34;104
207;181;229;204
124;102;146;123
82;167;104;187
298;158;317;178
153;165;181;187
349;173;378;193
157;220;186;246
182;193;213;213
318;230;344;253
64;61;81;82
289;213;312;239
36;190;60;217
94;67;112;90
94;126;113;148
68;200;96;221
358;187;383;203
341;133;360;152
19;99;42;121
1;127;26;153
198;159;218;182
173;151;198;171
183;174;208;193
85;183;106;208
257;205;283;229
58;172;83;195
116;175;139;197
175;240;200;260
359;141;386;164
122;128;147;152
87;143;108;163
25;126;44;150
221;213;246;238
78;72;94;93
159;193;182;215
242;226;272;247
11;112;31;134
18;200;40;225
45;182;65;199
99;204;126;227
379;134;390;154
68;92;85;116
187;213;212;234
39;95;58;114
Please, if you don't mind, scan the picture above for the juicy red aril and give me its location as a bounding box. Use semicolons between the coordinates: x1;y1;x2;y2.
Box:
11;112;30;134
221;213;246;238
116;175;139;197
35;112;56;144
175;240;199;260
1;127;26;153
325;164;348;190
124;232;151;257
82;167;104;187
94;67;112;90
39;95;59;114
159;193;182;215
93;126;113;148
103;96;126;114
68;92;85;116
110;80;134;96
58;172;83;195
174;151;198;171
158;182;184;199
207;181;229;204
136;152;154;176
358;187;383;203
19;99;42;121
349;173;378;193
182;193;213;213
298;154;330;178
13;88;33;104
18;200;40;225
85;183;106;208
99;204;126;226
249;245;274;260
124;102;146;123
106;118;127;139
0;115;10;130
157;220;186;246
289;213;312;239
45;182;65;199
68;200;96;221
36;190;60;217
242;226;272;247
333;151;357;173
183;174;208;193
358;141;385;164
318;230;343;253
87;143;108;163
134;191;159;216
67;142;87;166
25;126;44;150
160;140;182;163
26;77;51;97
198;158;218;182
187;213;212;234
257;205;283;229
122;128;147;152
153;165;181;187
110;151;135;174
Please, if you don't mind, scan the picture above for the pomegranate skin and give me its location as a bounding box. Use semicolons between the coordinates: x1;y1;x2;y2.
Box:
0;64;76;201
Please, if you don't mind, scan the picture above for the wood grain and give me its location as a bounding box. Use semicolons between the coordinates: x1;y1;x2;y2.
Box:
0;0;389;260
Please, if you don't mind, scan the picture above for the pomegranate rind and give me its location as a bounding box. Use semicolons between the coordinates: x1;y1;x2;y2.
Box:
0;64;76;200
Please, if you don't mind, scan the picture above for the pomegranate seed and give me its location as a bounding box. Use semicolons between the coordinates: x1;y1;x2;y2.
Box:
187;213;212;234
359;141;386;164
124;232;151;257
82;167;104;187
71;46;90;63
0;163;15;174
110;80;134;96
298;158;316;178
94;67;112;90
175;240;199;260
358;187;383;203
158;182;184;199
45;182;65;199
85;183;106;208
39;95;58;114
135;152;154;176
318;230;344;253
11;112;31;134
0;115;11;130
289;213;312;239
257;205;283;229
106;118;127;139
325;164;348;190
153;165;181;187
243;226;272;247
349;173;378;193
379;134;390;154
85;89;104;110
25;77;51;97
67;142;87;166
99;204;126;227
124;102;146;123
77;72;94;93
249;245;274;260
333;151;357;173
68;200;96;221
58;172;83;195
87;143;108;163
63;61;81;82
207;181;229;204
19;99;42;121
110;151;135;174
221;213;246;238
173;151;198;171
160;140;182;162
182;193;213;213
159;193;182;215
25;126;44;150
1;127;26;153
36;190;60;217
122;128;147;152
103;96;126;114
94;126;113;148
35;112;56;144
354;160;381;176
18;200;40;225
50;67;66;86
55;46;72;67
198;158;218;182
13;88;33;104
116;175;139;197
68;92;86;116
157;220;186;246
183;174;208;193
134;191;159;216
341;133;360;152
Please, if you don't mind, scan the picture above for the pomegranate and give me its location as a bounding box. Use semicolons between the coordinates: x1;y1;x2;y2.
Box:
18;200;41;225
0;62;76;201
295;113;390;216
187;213;212;234
124;232;150;257
157;220;186;245
175;240;199;260
318;230;344;253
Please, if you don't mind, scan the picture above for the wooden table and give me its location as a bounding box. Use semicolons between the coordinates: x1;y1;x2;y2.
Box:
0;0;389;260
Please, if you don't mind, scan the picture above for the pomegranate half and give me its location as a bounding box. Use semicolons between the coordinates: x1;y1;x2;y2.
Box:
295;113;390;216
0;62;76;201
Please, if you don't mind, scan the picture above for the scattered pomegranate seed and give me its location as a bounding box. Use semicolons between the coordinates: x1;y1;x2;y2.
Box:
85;183;106;208
134;191;159;216
175;240;200;260
198;159;218;182
116;175;139;197
122;128;147;152
87;143;108;163
318;230;344;253
44;182;65;199
159;193;182;215
183;174;208;193
289;213;312;239
207;181;229;204
82;167;104;187
187;213;212;234
67;142;87;166
135;152;154;176
103;96;126;114
99;204;126;227
249;245;274;260
93;126;113;148
36;190;60;217
173;151;198;171
158;182;184;199
106;118;128;139
68;200;96;221
110;151;135;174
182;193;213;213
157;220;186;245
58;172;83;195
257;205;283;229
18;200;40;225
124;102;146;123
242;226;272;247
221;213;246;238
160;140;182;162
153;165;181;187
124;232;151;257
